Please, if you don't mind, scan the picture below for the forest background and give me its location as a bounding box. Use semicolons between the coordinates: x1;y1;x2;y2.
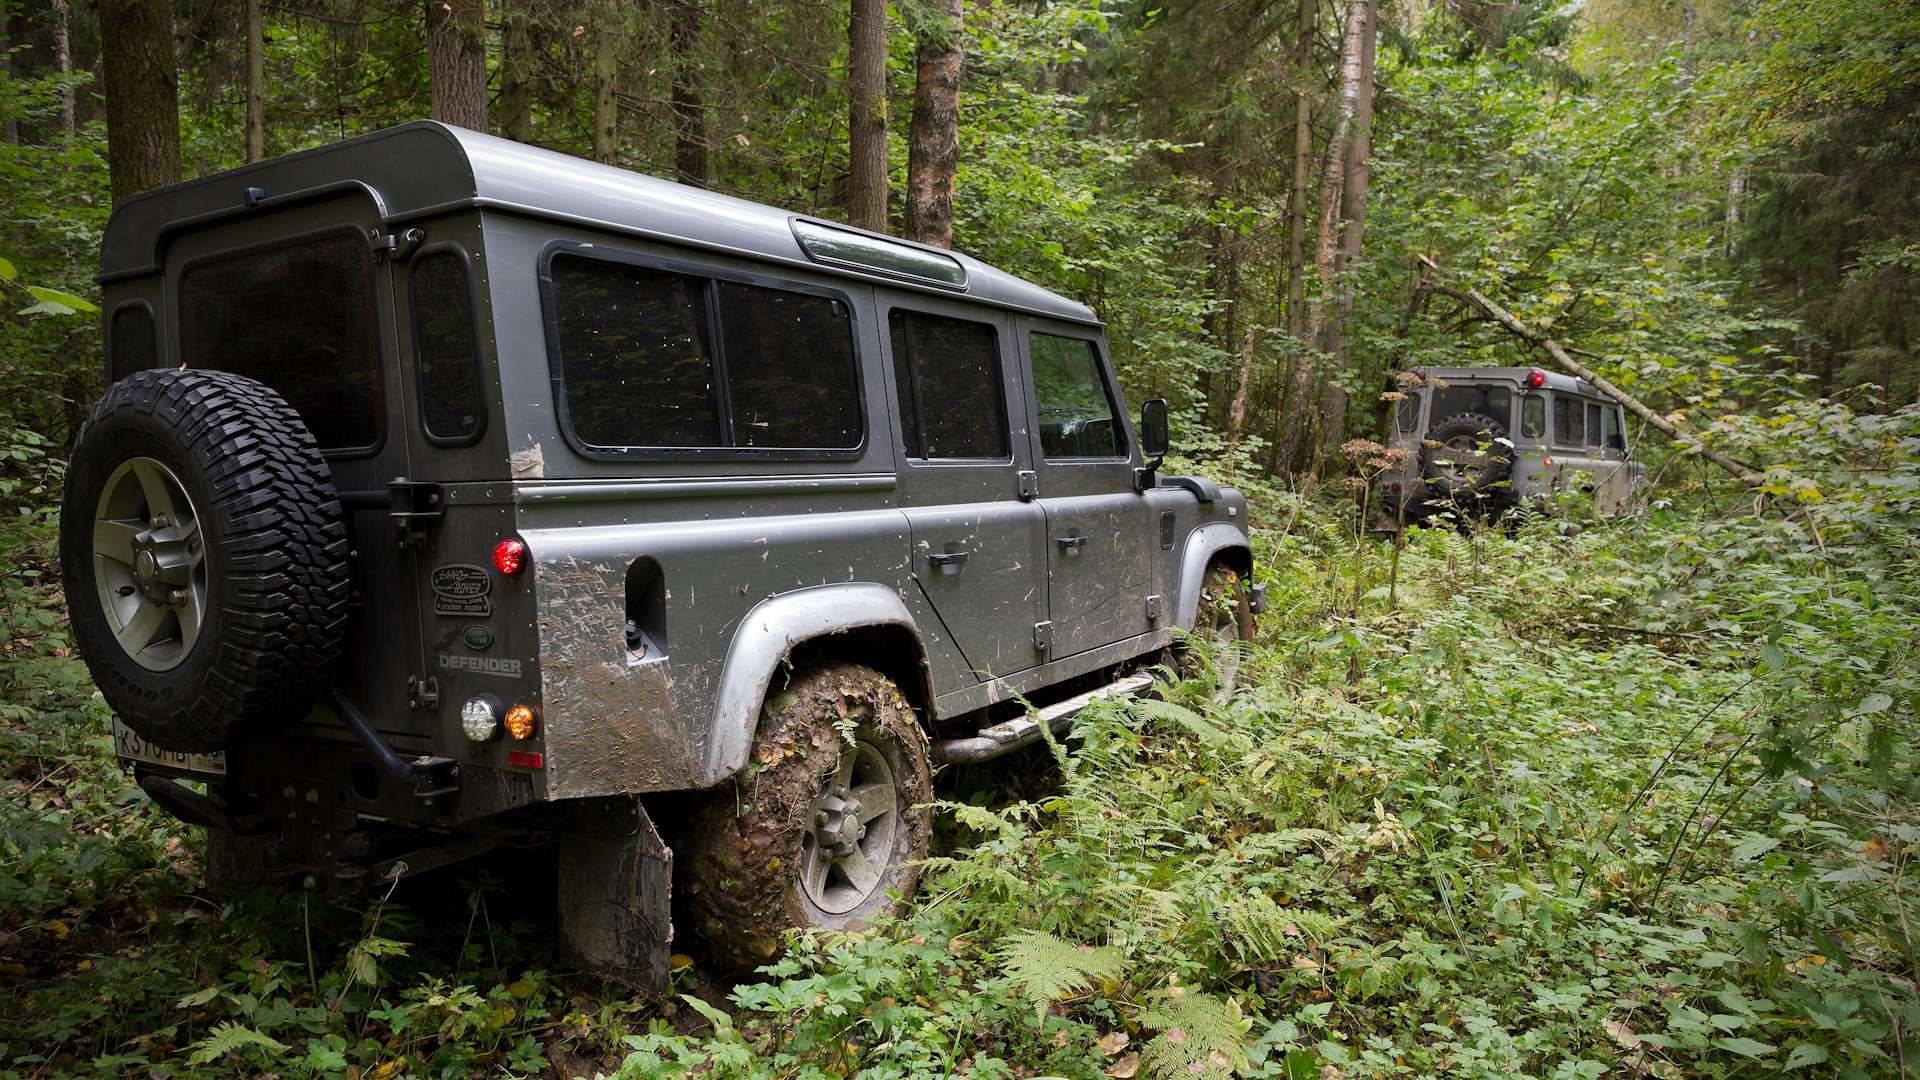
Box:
2;0;1919;1076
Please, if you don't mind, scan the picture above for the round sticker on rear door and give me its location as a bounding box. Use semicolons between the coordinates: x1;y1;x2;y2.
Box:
432;564;492;616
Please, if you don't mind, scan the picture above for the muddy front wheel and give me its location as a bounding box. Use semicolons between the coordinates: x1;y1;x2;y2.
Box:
684;664;933;969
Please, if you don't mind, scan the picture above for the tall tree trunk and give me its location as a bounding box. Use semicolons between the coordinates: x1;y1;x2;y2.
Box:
902;0;962;248
847;0;888;231
669;0;706;186
52;0;74;136
428;0;488;130
591;0;619;163
501;0;534;141
99;0;181;203
1317;0;1374;459
1;12;15;144
244;0;265;161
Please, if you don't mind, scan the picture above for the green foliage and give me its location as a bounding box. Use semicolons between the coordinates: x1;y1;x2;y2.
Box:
997;928;1126;1020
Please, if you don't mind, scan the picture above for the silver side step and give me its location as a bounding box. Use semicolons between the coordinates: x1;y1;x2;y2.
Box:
930;672;1157;765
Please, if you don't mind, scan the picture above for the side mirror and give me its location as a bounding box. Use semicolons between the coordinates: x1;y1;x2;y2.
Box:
1138;398;1169;459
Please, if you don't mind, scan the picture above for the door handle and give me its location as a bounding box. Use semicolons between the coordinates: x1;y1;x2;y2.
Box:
1055;535;1087;556
926;551;969;575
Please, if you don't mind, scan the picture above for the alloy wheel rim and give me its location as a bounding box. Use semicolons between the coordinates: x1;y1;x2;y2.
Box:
799;736;899;914
1434;434;1489;485
92;457;207;673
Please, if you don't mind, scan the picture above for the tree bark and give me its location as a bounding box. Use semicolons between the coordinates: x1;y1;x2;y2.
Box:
244;0;265;161
1419;265;1762;485
100;0;182;203
1317;0;1374;459
52;0;74;136
902;0;962;248
592;0;620;163
1;12;15;144
669;0;707;186
501;0;534;141
847;0;889;231
1270;0;1313;475
427;0;488;131
1227;326;1257;449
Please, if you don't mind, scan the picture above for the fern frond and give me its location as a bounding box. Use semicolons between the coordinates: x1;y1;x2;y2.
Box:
186;1022;289;1065
919;856;1028;899
1133;698;1236;748
932;799;1024;839
1091;880;1185;929
1139;990;1249;1080
997;929;1127;1020
1233;828;1333;860
1217;892;1347;960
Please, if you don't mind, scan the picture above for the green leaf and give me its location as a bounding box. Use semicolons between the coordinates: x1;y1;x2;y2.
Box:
1853;692;1893;715
1713;1037;1777;1058
0;255;15;280
1731;836;1781;862
1782;1044;1828;1070
1759;644;1786;672
17;300;75;316
27;285;97;312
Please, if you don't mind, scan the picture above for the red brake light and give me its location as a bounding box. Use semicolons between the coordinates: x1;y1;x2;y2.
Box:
1545;457;1555;467
493;538;527;575
1525;369;1547;388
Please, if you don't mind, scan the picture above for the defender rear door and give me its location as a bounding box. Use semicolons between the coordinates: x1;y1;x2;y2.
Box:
166;196;430;738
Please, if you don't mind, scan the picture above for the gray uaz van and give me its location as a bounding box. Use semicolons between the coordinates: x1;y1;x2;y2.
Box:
1379;366;1647;523
60;121;1261;989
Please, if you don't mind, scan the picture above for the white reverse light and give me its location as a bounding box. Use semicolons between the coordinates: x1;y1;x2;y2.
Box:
461;694;503;742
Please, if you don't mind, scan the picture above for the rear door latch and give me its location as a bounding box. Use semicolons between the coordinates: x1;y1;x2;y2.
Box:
407;675;440;711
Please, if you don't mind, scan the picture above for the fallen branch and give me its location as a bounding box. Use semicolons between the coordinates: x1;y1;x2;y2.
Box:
1416;256;1762;486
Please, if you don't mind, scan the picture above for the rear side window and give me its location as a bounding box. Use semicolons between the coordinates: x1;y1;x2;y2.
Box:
1394;392;1421;434
409;248;486;445
109;302;156;382
1030;332;1124;458
1604;406;1625;449
1552;396;1585;444
1433;384;1512;429
548;253;861;452
1586;402;1603;447
180;230;381;451
890;311;1009;460
1520;396;1546;438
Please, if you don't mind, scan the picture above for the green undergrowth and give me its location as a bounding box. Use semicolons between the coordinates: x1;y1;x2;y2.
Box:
4;418;1920;1078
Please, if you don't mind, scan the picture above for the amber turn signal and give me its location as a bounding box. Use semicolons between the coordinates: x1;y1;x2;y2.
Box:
504;703;538;741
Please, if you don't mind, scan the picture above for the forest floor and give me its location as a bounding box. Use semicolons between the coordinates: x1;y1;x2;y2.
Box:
1;481;1915;1080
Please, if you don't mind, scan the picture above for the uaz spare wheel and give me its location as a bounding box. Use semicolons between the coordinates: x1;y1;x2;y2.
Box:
60;369;350;751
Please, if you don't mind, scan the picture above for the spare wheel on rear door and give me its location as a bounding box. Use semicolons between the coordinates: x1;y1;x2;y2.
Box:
60;369;351;752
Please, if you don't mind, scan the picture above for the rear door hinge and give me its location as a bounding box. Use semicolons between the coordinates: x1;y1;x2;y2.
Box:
1033;620;1052;652
1017;470;1039;499
407;675;440;711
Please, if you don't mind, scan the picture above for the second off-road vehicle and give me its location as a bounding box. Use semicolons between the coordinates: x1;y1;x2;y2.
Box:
62;121;1262;989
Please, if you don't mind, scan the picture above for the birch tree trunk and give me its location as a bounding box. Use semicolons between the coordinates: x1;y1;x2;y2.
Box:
903;0;962;248
1317;0;1374;458
501;0;535;141
244;0;265;161
428;0;488;130
52;0;74;137
100;0;181;203
591;0;620;164
670;0;707;186
847;0;889;232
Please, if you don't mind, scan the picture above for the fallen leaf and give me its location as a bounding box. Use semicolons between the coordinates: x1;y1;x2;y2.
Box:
1096;1031;1130;1056
1104;1052;1140;1078
1604;1019;1641;1050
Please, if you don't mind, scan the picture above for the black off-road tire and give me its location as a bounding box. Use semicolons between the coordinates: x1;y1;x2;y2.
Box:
1421;411;1514;498
1178;562;1255;678
60;369;350;752
684;664;933;969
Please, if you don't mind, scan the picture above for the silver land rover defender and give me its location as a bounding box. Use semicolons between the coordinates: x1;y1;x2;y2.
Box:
1380;366;1647;523
59;121;1262;989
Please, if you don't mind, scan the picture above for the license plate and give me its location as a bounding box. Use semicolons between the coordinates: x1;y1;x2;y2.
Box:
111;718;228;777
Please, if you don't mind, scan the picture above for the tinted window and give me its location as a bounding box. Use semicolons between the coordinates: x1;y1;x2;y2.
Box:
1520;396;1546;438
1433;384;1512;429
718;282;861;448
550;255;720;448
409;249;485;444
1395;392;1421;434
1031;333;1123;458
1552;396;1584;444
1586;402;1603;447
180;231;381;450
109;303;156;382
890;311;1008;459
1604;406;1625;450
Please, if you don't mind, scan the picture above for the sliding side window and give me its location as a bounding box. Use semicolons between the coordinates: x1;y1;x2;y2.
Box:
890;311;1009;460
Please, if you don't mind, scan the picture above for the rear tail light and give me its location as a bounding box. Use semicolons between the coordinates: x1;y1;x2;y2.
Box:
507;750;543;768
493;538;527;574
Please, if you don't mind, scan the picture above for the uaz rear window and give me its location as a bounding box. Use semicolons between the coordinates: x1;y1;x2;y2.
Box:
547;252;862;454
179;230;382;452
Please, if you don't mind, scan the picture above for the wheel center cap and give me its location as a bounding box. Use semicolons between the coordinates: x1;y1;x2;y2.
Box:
133;548;158;583
809;785;865;858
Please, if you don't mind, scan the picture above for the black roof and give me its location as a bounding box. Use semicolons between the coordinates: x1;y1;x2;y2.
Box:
100;121;1100;325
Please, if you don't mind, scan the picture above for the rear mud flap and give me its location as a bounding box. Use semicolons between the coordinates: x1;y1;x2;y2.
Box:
558;798;674;994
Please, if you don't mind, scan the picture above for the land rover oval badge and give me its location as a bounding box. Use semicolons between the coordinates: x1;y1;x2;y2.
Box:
432;564;492;616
